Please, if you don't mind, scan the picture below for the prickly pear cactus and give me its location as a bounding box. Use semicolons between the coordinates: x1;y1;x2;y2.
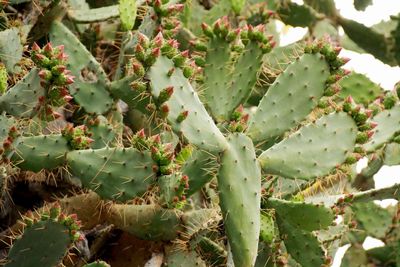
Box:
0;1;398;266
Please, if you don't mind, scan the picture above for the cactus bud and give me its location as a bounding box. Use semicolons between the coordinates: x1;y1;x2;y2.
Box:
158;86;174;104
201;23;214;38
176;110;189;123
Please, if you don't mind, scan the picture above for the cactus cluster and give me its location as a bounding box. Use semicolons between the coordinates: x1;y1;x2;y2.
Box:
0;0;399;266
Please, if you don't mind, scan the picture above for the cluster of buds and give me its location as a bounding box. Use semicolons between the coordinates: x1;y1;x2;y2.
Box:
229;105;250;132
131;129;178;175
62;124;94;150
305;40;350;70
305;41;351;97
23;204;83;242
369;90;399;113
171;173;189;207
147;0;183;37
134;32;198;77
200;17;275;54
342;96;376;163
331;193;353;221
31;42;74;121
1;125;18;162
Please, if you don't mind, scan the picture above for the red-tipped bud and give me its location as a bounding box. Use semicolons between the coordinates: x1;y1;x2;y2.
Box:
32;42;41;52
201;23;213;38
176;110;189;123
137;129;146;139
181;50;189;58
63;95;73;102
160;104;169;114
241;113;250;123
334;46;342;55
43;42;53;54
345;95;354;103
343;69;351;76
153;32;164;47
158;86;174;104
151;47;161;57
152;134;161;144
154;0;162;8
56;52;68;61
38;69;52;80
65;75;75;85
56;45;65;53
370;121;378;129
52;65;66;74
367;131;374;138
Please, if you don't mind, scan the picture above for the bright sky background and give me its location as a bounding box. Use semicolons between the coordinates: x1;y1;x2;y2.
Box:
278;1;400;266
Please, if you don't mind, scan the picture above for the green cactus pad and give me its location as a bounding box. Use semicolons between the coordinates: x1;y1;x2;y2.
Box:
69;5;120;23
266;198;334;231
67;147;156;202
353;202;393;239
202;38;232;120
119;0;137;31
0;113;15;143
50;21;113;114
181;209;220;238
339;73;382;105
0;28;23;72
218;133;261;267
107;204;182;240
277;0;318;27
182;149;218;196
203;37;264;121
277;219;326;267
193;236;227;266
5;220;73;267
259;112;357;179
88;116;117;149
338;17;396;66
147;56;227;152
364;105;400;151
260;211;275;243
164;247;207;267
12;135;69;172
266;198;334;267
0;68;44;118
109;74;150;114
158;173;181;206
384;143;400;166
247;53;330;143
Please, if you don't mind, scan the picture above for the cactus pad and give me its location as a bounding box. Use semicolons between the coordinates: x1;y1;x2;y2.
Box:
218;133;261;267
147;56;227;152
12;135;69;172
67;147;156;202
0;68;44;118
247;53;330;143
364;105;400;151
259;112;357;179
108;204;182;240
50;21;113;114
